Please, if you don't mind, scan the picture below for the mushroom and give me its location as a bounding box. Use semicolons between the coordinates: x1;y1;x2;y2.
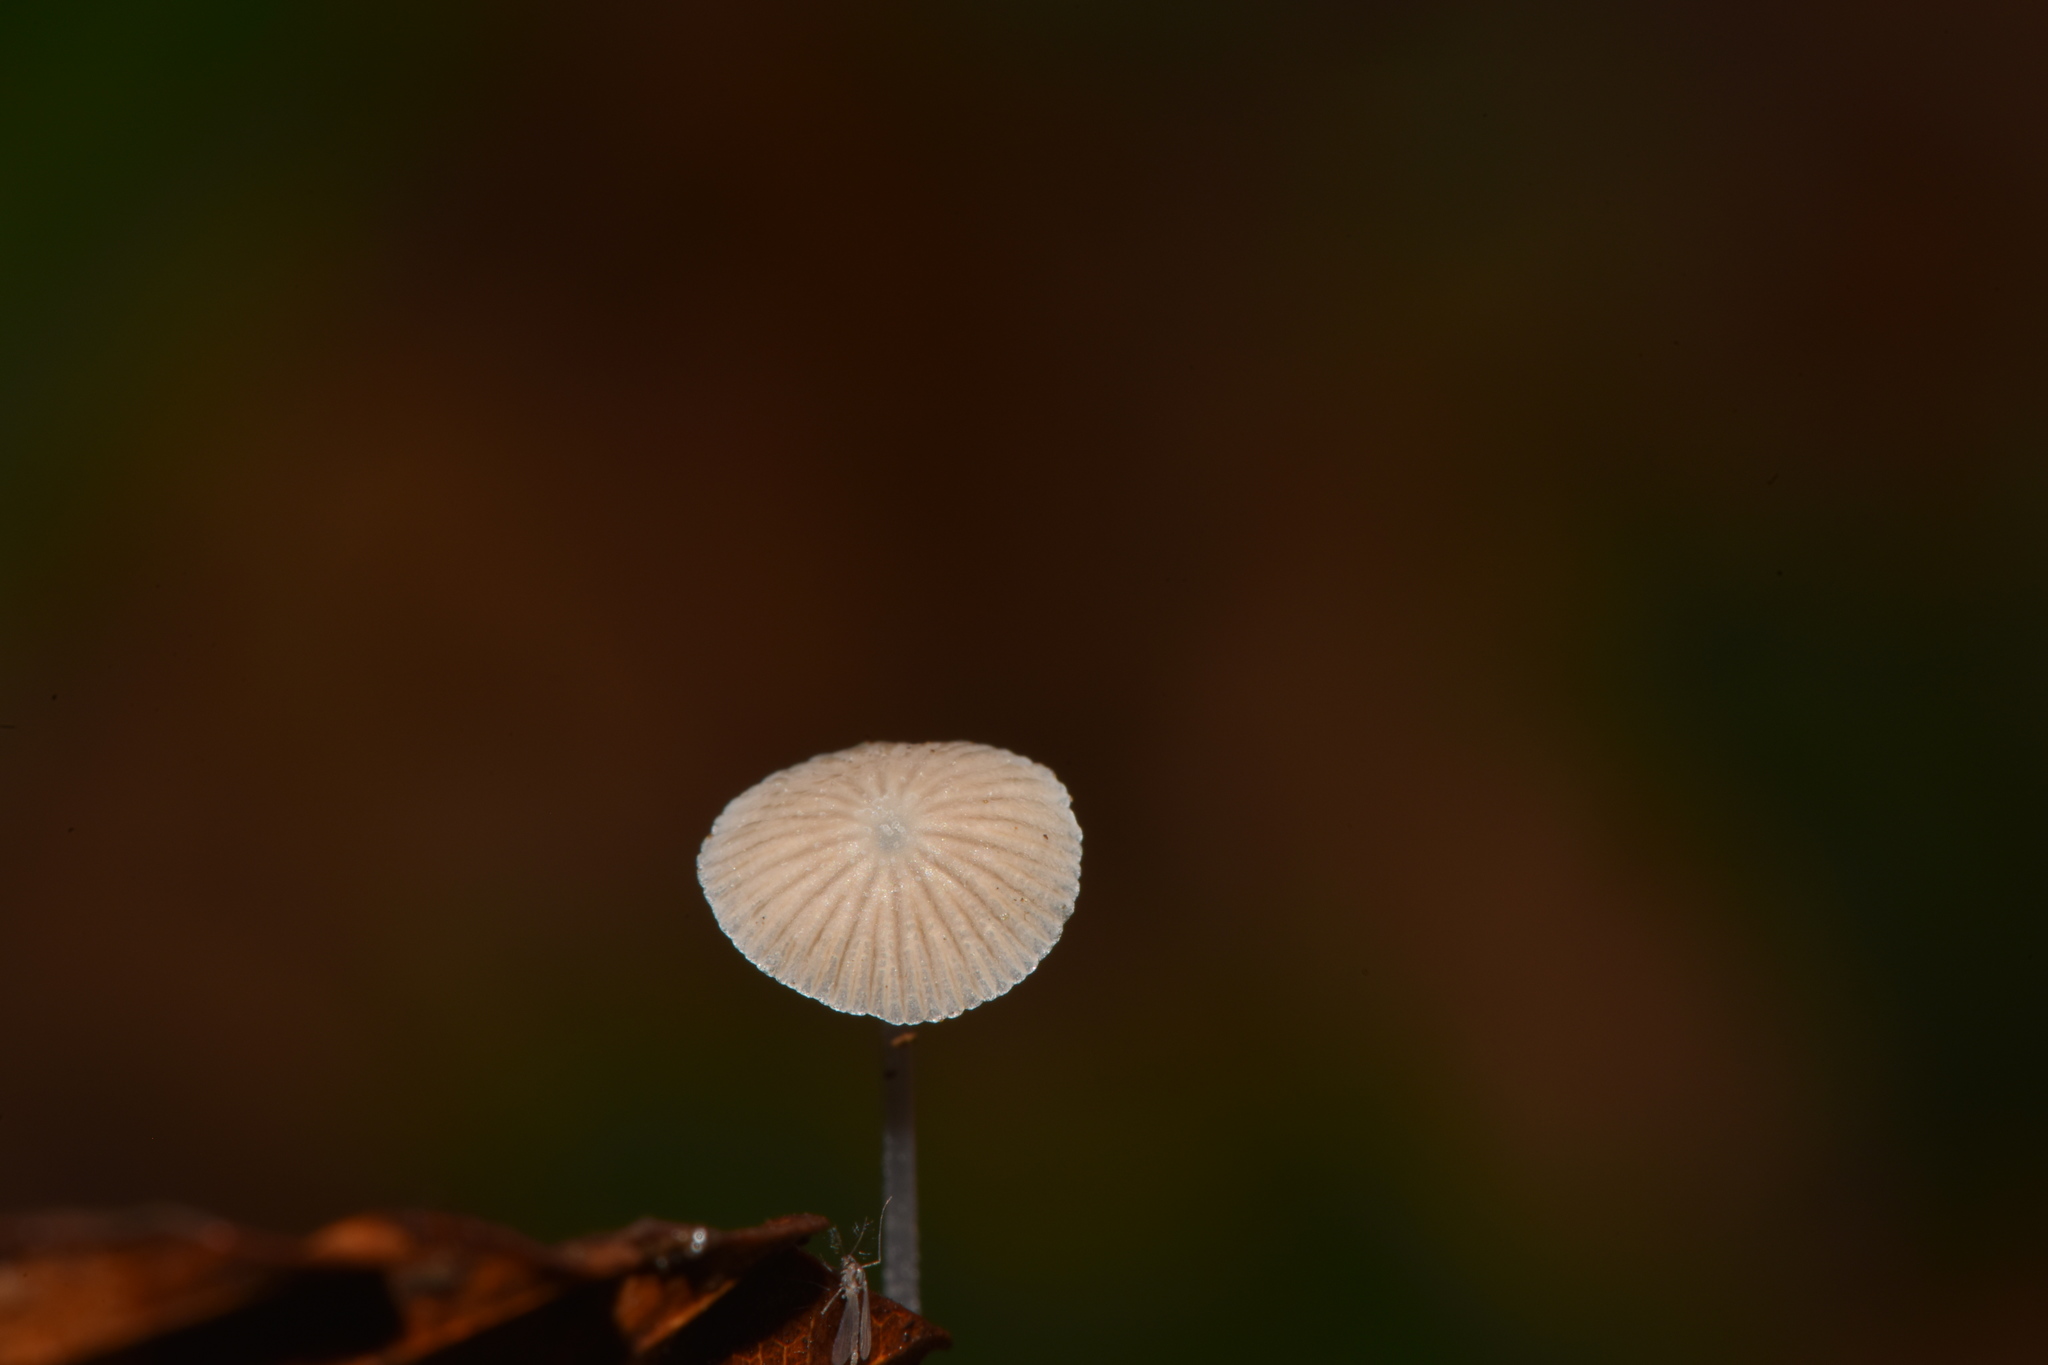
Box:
698;740;1083;1313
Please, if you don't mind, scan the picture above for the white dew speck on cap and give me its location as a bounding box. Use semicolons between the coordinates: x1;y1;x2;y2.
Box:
697;741;1082;1025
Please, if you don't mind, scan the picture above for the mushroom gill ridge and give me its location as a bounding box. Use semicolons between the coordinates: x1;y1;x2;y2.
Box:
698;741;1082;1024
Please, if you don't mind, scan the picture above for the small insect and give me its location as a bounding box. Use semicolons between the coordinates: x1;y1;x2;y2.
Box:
826;1217;882;1365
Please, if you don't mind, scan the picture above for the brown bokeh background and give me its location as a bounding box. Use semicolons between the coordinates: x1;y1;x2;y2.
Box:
5;3;2048;1360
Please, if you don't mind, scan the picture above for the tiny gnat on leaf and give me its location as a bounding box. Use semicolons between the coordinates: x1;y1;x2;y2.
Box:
697;741;1083;1026
827;1220;882;1365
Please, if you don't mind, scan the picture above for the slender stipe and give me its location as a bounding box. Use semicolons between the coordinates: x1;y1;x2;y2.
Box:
880;1023;920;1312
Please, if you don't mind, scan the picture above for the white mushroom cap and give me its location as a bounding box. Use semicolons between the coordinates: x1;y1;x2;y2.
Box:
697;741;1083;1025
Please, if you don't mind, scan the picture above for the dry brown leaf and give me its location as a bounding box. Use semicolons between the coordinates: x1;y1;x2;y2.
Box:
0;1207;947;1365
0;1206;309;1365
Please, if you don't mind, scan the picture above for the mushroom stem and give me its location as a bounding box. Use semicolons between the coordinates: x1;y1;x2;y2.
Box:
879;1022;920;1312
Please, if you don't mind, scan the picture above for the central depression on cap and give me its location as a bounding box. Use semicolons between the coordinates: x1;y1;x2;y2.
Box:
697;741;1083;1026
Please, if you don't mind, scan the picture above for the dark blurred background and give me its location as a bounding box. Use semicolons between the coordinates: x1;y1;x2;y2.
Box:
4;2;2047;1360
